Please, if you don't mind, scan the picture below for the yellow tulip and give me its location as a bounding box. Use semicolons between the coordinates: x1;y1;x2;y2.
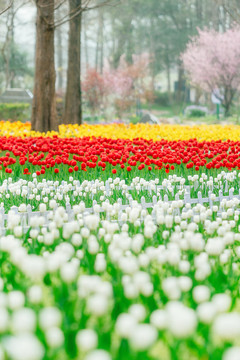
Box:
1;121;240;141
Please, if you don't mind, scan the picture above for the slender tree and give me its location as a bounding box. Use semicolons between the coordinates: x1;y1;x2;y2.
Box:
0;0;30;88
83;14;89;66
31;0;115;131
63;0;116;125
32;0;57;132
63;0;82;125
56;10;64;91
1;2;14;89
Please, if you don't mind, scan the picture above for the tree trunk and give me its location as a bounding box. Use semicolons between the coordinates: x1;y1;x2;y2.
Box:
223;87;235;117
99;9;104;73
210;1;220;31
9;4;14;88
64;0;82;125
126;21;133;64
177;64;184;103
166;57;172;103
195;87;201;105
113;12;132;67
195;0;202;25
31;0;57;132
4;7;14;89
83;14;89;66
56;25;63;90
95;30;99;71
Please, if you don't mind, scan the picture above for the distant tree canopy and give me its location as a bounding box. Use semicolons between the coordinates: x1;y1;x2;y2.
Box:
0;43;33;82
106;0;225;71
98;0;232;101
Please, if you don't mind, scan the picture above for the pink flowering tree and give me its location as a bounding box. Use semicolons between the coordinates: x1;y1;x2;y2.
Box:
182;28;240;115
104;56;133;97
103;53;152;117
130;52;152;100
102;56;133;118
82;53;152;119
82;68;106;116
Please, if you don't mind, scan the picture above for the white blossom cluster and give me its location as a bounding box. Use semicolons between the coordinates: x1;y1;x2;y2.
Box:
0;170;239;213
0;174;240;359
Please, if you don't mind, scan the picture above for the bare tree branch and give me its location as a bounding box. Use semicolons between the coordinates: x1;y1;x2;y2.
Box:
217;0;240;23
55;0;118;28
36;0;66;10
54;0;66;11
0;0;13;16
35;0;118;28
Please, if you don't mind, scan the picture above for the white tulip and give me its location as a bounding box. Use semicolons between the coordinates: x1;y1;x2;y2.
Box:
76;329;98;351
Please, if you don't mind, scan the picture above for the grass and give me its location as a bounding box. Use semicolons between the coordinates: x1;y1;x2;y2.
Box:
141;103;185;117
141;102;240;125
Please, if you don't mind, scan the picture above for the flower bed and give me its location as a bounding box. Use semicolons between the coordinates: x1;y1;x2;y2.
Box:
0;123;240;360
2;121;240;141
0;136;240;181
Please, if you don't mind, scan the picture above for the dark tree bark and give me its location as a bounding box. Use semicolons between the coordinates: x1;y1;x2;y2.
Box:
177;64;184;103
223;86;235;117
63;0;82;125
31;0;57;132
195;0;202;24
166;61;171;101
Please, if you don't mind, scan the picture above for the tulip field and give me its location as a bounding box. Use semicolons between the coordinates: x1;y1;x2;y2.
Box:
1;122;240;360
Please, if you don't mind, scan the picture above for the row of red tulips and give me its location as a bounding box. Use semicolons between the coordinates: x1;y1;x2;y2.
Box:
0;136;239;175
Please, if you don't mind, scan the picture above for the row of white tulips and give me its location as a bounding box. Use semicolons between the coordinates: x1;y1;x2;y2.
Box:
0;175;240;359
0;170;240;210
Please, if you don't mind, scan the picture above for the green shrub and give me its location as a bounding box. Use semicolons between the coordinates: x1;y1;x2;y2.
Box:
186;109;207;118
129;115;141;124
0;103;31;122
153;91;170;107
